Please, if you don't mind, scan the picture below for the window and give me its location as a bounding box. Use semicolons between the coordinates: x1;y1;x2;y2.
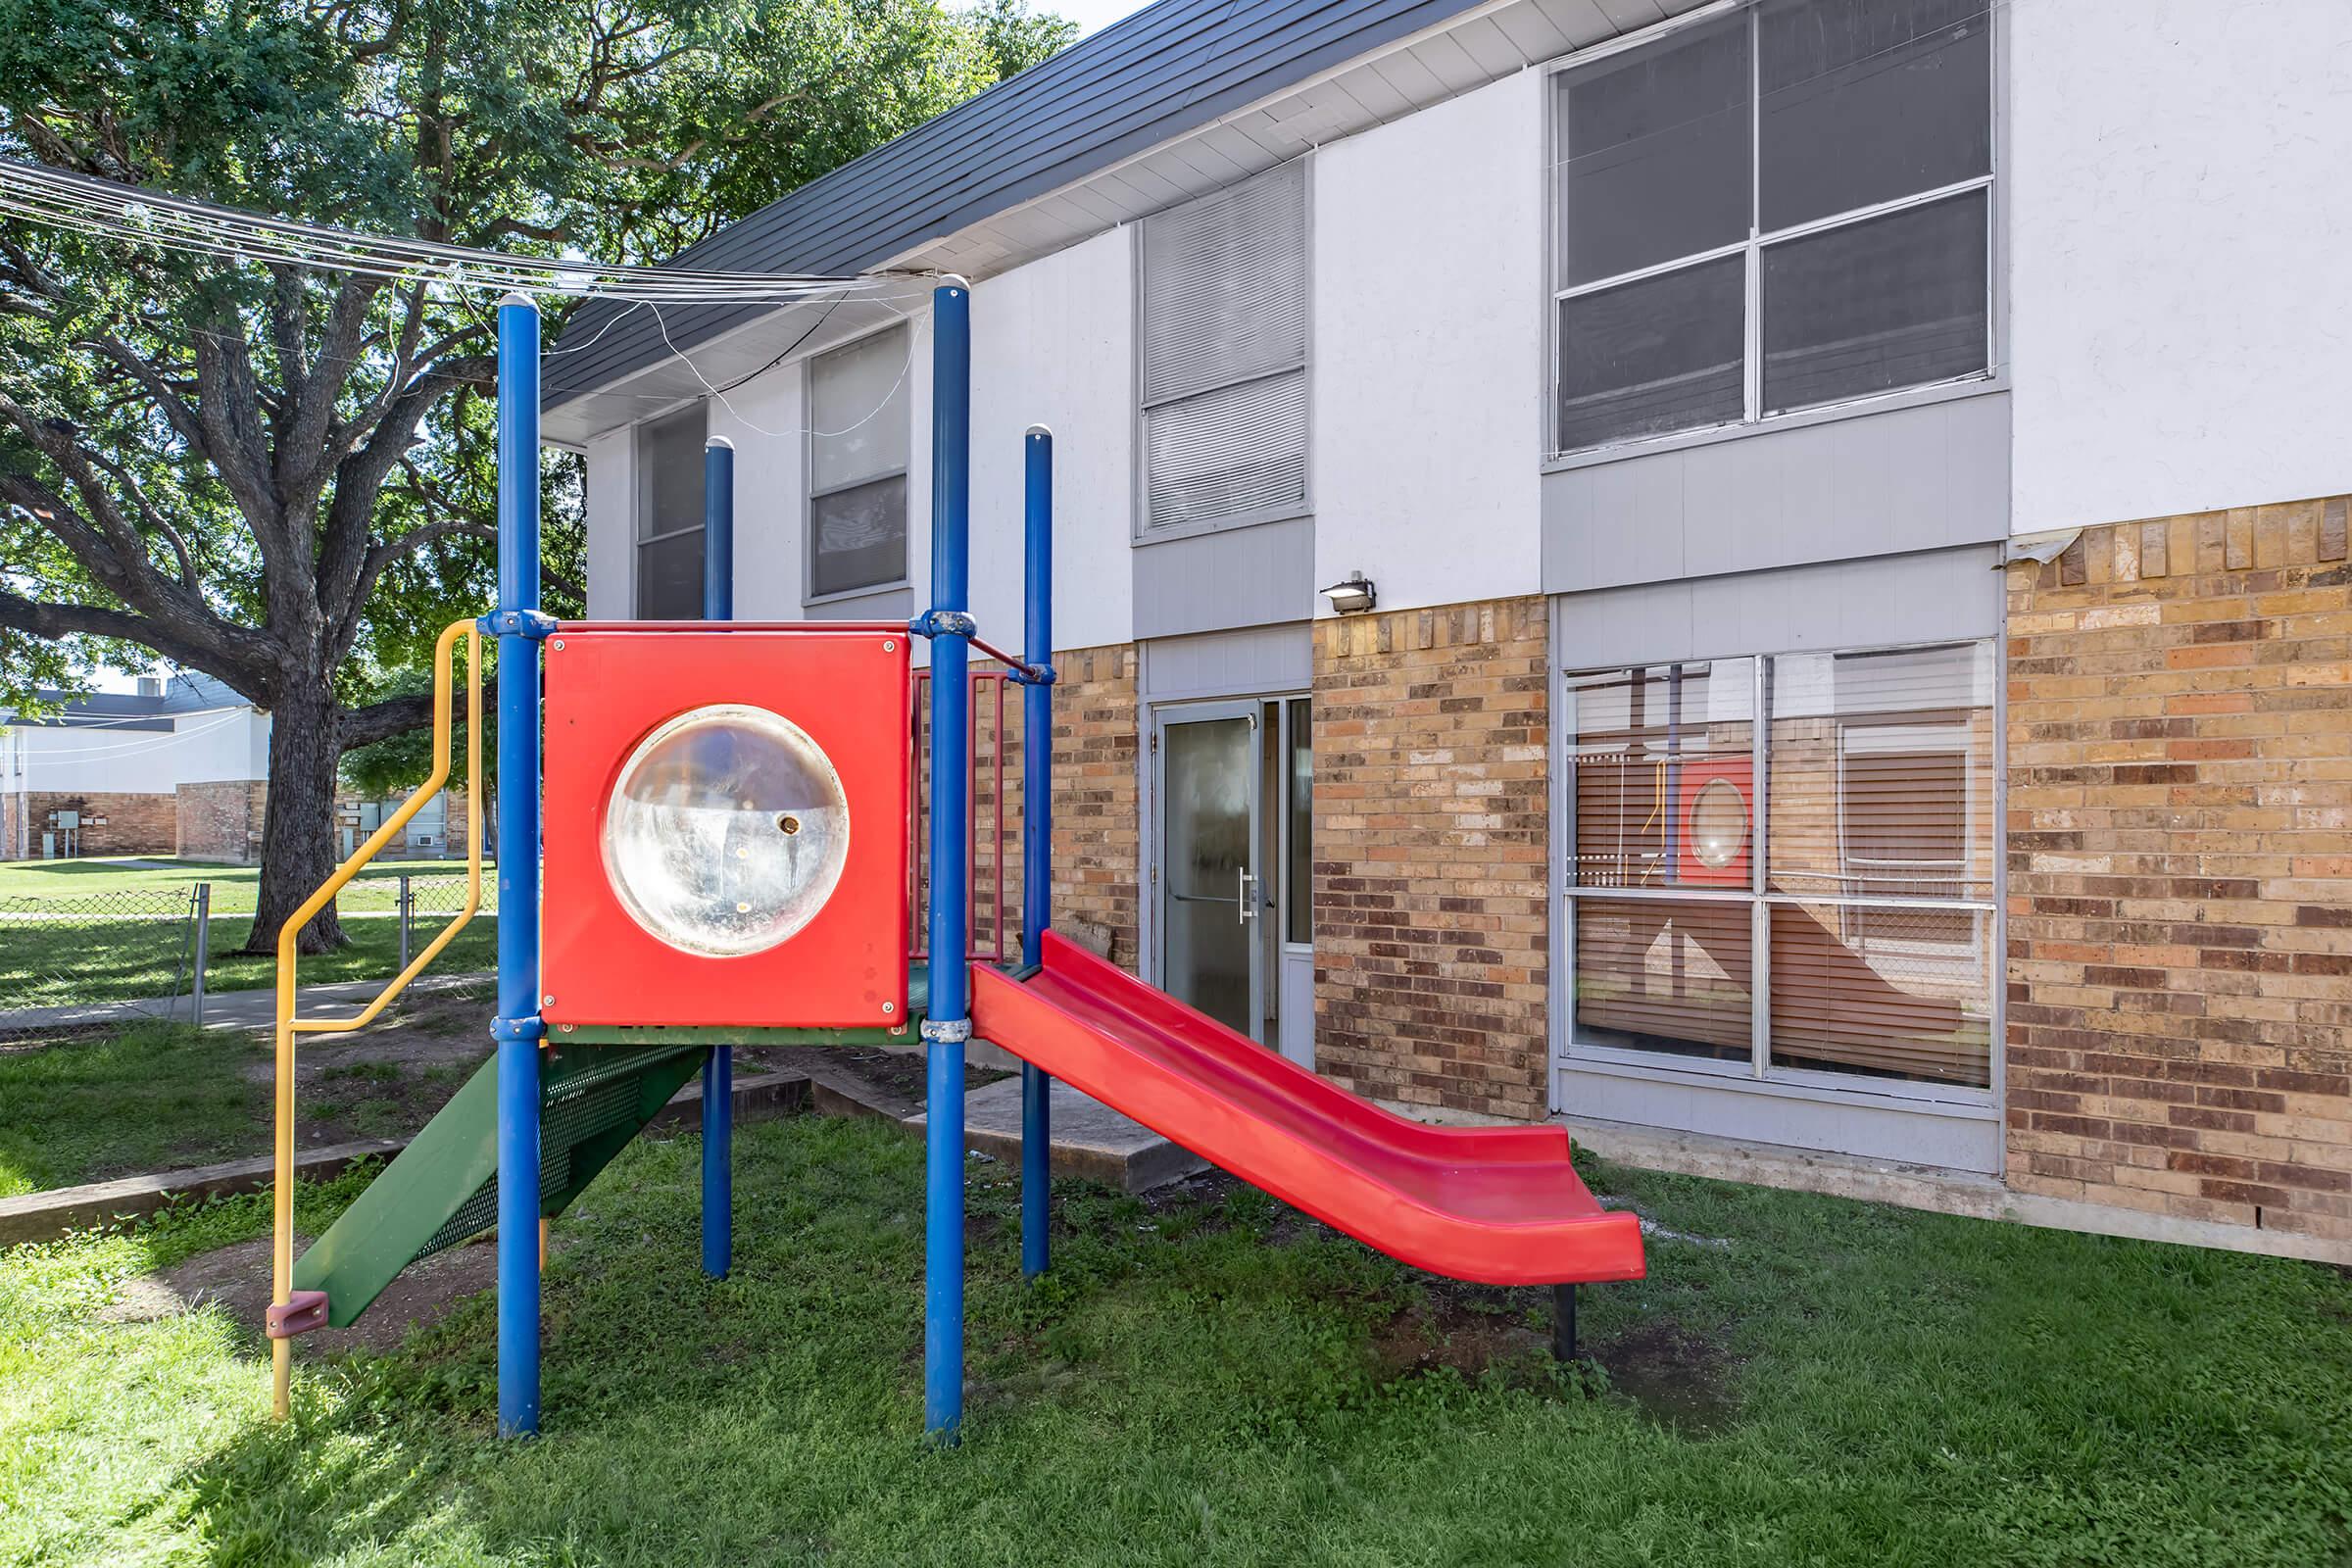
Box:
1551;0;1992;456
1140;161;1309;535
1563;642;1995;1089
808;324;911;600
634;404;706;619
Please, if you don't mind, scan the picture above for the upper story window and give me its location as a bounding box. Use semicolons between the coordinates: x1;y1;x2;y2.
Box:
1551;0;1993;458
808;323;911;600
1139;160;1309;536
635;403;706;619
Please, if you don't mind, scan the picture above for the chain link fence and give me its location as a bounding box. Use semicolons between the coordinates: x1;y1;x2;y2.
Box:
0;869;498;1048
391;872;499;970
0;884;208;1046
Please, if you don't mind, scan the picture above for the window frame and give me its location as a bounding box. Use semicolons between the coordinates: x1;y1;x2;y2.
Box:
1541;0;2003;467
1552;635;2002;1109
632;400;708;621
803;319;914;607
1130;158;1316;546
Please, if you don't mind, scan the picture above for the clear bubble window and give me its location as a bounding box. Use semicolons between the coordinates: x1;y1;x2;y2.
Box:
600;704;851;956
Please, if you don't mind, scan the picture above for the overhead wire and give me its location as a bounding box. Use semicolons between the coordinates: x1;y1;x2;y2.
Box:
0;161;920;303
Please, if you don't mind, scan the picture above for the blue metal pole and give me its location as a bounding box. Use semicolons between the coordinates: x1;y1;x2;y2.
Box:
494;294;544;1439
1019;425;1054;1282
923;279;972;1442
701;435;735;1281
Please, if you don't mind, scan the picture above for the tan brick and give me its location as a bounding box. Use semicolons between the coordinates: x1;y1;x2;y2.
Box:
2007;502;2352;1242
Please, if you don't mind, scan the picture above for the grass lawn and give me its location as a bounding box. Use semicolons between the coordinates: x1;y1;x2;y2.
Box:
3;1117;2348;1567
0;855;495;1009
0;988;500;1197
0;1023;269;1197
0;912;496;1009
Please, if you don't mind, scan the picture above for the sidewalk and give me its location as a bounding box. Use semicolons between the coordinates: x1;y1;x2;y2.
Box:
0;971;493;1036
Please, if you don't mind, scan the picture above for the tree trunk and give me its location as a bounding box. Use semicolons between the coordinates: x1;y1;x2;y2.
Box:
244;679;348;956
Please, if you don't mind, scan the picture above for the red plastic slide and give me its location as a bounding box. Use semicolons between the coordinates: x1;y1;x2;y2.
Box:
968;933;1645;1287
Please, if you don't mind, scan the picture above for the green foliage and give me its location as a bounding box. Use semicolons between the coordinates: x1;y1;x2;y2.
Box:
338;660;498;797
0;0;1072;945
964;0;1081;81
3;1116;2349;1565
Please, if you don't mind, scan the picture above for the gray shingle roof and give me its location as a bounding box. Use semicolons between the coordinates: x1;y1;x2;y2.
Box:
549;0;1493;403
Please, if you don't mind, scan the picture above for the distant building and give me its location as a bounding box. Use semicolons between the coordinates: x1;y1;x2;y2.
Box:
0;674;461;863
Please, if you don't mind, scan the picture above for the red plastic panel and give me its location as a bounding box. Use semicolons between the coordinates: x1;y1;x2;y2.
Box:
1675;755;1753;888
542;627;909;1028
970;934;1645;1287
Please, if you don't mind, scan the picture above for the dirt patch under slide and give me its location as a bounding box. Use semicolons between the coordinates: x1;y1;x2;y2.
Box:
1592;1320;1742;1435
98;1233;498;1356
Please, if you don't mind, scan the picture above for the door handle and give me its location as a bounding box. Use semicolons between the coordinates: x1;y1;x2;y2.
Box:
1237;865;1258;924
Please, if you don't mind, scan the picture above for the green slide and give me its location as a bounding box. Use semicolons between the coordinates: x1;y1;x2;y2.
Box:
292;1044;707;1328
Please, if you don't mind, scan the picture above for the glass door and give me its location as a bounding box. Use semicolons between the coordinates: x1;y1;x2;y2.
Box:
1154;701;1264;1039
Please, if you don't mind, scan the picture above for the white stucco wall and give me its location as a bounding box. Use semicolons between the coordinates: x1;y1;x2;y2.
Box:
970;227;1137;654
19;706;267;795
583;426;634;620
1312;70;1545;615
2007;0;2352;532
706;363;806;617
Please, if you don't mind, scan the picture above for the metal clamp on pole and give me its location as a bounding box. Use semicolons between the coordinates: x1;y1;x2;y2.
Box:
908;608;977;640
1006;662;1057;687
920;1016;972;1044
490;1013;548;1044
476;608;559;641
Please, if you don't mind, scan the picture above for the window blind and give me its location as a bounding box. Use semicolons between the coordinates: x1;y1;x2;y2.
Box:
1141;161;1309;531
809;325;910;598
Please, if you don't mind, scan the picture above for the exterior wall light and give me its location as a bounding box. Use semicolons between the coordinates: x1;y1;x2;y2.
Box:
1320;571;1377;614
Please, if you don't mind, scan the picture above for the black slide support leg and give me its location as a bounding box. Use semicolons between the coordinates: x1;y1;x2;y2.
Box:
1552;1283;1577;1361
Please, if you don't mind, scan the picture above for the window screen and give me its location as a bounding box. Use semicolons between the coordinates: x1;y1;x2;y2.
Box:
1141;162;1309;533
809;324;910;599
1552;0;1992;455
635;404;705;619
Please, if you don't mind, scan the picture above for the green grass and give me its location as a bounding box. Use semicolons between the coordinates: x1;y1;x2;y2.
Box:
0;914;496;1008
3;1118;2348;1566
0;1023;270;1197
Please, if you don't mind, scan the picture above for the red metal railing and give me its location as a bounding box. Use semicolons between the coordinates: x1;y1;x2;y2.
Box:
907;668;1017;963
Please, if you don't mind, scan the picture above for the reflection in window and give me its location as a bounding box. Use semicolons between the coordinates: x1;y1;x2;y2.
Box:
1564;641;1994;1088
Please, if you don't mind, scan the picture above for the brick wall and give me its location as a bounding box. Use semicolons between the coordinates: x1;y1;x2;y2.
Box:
2007;495;2352;1243
918;643;1140;971
177;780;267;862
26;790;177;856
1048;644;1141;968
1313;597;1550;1121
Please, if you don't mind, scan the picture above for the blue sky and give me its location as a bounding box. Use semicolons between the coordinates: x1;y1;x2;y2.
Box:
1059;0;1150;38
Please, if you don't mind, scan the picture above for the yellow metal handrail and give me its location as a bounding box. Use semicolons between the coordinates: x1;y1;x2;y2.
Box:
270;615;483;1418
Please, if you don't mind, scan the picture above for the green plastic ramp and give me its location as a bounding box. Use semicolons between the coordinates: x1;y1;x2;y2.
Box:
292;1045;706;1328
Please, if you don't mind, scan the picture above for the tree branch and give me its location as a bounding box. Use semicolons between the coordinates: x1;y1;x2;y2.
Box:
339;677;496;751
0;584;260;690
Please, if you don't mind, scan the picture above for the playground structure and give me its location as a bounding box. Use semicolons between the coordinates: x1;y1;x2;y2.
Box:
267;282;1645;1442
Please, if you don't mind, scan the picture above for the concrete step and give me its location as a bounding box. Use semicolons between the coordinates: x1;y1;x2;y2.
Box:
906;1075;1206;1196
